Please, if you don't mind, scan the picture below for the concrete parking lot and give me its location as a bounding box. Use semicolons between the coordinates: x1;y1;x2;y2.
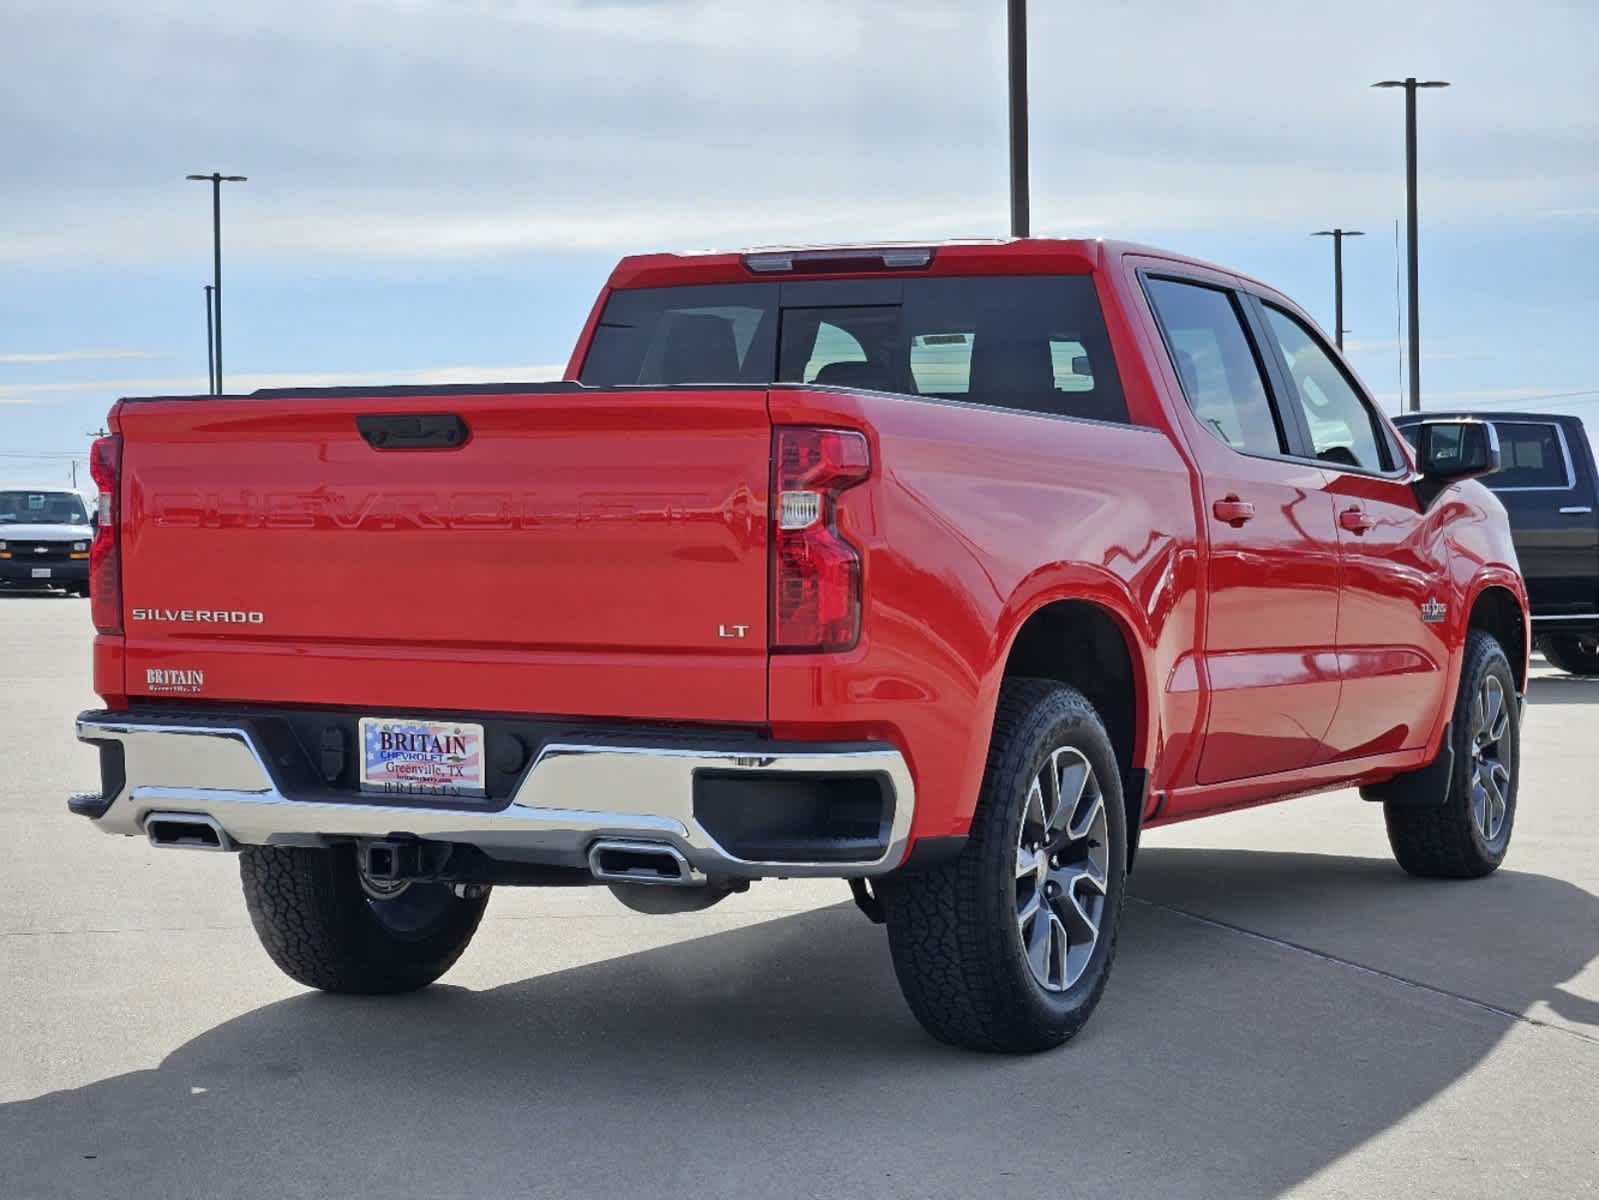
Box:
1;592;1595;1199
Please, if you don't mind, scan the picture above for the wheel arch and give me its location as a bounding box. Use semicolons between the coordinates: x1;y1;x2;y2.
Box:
996;594;1152;867
1465;580;1529;694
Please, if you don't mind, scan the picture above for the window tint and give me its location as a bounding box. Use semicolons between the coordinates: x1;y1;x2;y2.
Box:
909;332;972;393
890;276;1126;421
779;307;900;391
580;275;1129;424
1260;306;1389;473
1051;340;1096;392
0;492;89;525
774;277;1127;421
1491;422;1570;488
803;321;867;381
907;335;1098;395
579;284;779;386
1145;279;1283;456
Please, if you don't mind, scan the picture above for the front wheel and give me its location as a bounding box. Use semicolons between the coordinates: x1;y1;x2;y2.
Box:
1385;630;1519;878
1537;632;1599;676
239;844;488;993
880;679;1127;1053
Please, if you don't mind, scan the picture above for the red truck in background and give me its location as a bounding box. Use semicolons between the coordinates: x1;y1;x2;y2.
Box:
73;239;1526;1053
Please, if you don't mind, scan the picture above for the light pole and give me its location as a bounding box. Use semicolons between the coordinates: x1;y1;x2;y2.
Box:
185;172;247;394
1311;229;1365;351
203;284;216;394
1372;78;1448;411
1007;0;1029;237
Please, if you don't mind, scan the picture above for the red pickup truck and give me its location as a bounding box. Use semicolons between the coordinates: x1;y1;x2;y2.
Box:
73;239;1527;1053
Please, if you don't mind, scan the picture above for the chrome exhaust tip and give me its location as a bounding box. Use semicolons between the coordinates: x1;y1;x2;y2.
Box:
144;812;233;852
588;840;705;886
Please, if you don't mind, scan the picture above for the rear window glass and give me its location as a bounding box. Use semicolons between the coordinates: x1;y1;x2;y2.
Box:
579;275;1128;424
579;283;780;386
903;333;1097;395
1491;423;1570;488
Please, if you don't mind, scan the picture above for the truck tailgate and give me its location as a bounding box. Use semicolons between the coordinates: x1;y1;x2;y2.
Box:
114;386;771;723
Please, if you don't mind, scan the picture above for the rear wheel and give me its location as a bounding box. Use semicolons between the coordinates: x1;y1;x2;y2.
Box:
1385;630;1519;878
1537;632;1599;676
880;678;1126;1053
239;844;488;993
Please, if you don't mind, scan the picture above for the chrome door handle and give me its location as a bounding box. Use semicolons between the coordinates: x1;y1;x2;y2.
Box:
1559;506;1593;515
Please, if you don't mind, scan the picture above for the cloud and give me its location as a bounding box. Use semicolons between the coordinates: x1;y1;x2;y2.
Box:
0;349;166;364
3;0;1596;266
0;198;1026;266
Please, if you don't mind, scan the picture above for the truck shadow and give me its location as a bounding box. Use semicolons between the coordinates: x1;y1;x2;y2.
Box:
3;849;1595;1199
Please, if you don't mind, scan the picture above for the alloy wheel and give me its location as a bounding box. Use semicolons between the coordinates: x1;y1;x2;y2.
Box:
1015;746;1109;992
1468;673;1512;842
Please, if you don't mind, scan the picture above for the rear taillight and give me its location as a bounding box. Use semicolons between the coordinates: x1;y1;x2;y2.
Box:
89;434;122;635
772;427;870;652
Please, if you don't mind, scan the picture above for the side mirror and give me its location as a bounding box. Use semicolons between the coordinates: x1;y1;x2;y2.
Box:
1412;419;1500;508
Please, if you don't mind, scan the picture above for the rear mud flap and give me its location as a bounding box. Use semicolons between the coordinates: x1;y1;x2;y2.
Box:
1359;722;1454;807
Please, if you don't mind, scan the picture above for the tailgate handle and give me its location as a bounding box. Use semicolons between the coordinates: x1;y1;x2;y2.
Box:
356;413;469;450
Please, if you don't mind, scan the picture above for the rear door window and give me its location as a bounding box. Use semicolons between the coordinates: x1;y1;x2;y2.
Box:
1490;422;1572;488
1144;278;1285;456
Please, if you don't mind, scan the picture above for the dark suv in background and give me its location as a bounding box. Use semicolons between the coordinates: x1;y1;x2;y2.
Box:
1396;412;1599;675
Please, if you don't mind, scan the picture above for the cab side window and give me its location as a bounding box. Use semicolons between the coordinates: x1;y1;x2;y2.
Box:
1145;278;1284;456
1492;422;1571;489
1260;306;1391;473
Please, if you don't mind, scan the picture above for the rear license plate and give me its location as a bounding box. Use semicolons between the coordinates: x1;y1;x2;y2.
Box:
31;567;51;579
359;718;486;798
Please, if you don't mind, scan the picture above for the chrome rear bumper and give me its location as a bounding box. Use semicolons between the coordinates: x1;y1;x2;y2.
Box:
73;711;915;880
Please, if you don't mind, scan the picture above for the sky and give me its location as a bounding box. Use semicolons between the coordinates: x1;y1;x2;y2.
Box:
4;0;1599;483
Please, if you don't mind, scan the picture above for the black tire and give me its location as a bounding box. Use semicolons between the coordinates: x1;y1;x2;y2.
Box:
239;844;488;993
1385;630;1519;879
880;678;1127;1053
1537;632;1599;676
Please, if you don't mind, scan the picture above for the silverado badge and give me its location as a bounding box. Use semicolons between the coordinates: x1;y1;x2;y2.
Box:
1421;598;1448;624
